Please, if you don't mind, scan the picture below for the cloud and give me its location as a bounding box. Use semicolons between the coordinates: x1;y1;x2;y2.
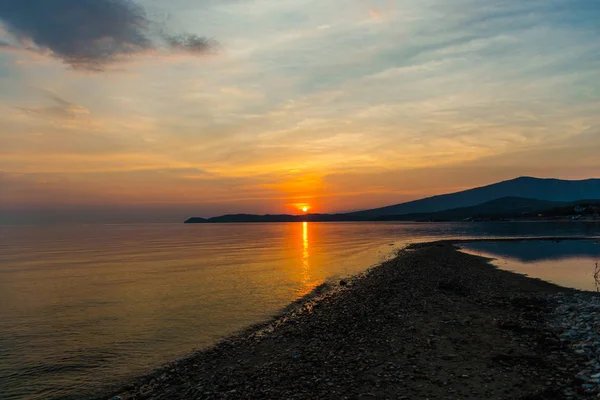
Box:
16;93;89;120
1;0;599;221
163;33;216;54
0;0;217;70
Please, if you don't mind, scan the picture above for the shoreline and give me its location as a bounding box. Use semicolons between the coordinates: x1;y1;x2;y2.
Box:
107;237;599;400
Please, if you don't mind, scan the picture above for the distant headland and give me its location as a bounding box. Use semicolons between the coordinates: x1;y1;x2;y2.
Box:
185;177;600;223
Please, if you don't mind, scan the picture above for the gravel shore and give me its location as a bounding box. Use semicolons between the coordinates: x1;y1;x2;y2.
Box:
108;240;599;400
548;293;600;397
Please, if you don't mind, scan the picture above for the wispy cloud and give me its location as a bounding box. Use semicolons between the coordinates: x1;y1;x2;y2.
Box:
0;0;217;70
16;93;89;120
0;0;599;219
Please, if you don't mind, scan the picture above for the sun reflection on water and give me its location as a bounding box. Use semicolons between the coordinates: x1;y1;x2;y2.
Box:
302;221;310;283
298;222;322;296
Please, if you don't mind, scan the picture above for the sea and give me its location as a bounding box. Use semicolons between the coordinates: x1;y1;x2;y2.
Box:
1;221;599;399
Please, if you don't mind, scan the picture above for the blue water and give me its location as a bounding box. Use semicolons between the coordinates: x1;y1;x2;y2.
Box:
460;239;600;291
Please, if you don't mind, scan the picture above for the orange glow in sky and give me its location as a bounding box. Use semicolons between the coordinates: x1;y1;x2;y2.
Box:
291;203;312;214
0;0;598;223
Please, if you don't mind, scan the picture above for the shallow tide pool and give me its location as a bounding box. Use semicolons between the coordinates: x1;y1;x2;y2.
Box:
459;240;600;292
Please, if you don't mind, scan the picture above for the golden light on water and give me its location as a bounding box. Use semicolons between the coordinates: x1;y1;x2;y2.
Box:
302;222;309;278
297;221;323;296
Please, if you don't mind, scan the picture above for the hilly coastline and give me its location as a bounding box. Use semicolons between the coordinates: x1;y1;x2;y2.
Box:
348;176;600;217
185;177;600;223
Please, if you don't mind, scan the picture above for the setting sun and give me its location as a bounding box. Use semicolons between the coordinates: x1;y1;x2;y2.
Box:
302;206;309;213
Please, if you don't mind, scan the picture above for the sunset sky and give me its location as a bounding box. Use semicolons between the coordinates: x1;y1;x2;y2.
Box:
0;0;599;223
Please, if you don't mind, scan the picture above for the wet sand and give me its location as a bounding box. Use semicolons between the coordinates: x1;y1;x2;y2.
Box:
107;239;599;400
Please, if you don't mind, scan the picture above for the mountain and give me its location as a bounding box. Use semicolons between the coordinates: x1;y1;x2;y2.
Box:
184;177;600;223
349;177;600;217
375;197;566;221
186;214;299;223
185;213;365;223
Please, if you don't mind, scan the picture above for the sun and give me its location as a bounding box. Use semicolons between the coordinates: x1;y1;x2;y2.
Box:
293;203;311;213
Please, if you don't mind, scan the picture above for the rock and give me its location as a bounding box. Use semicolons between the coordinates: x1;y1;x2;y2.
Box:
549;292;600;396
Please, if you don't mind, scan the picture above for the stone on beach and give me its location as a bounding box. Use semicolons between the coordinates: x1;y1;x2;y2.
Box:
108;240;600;400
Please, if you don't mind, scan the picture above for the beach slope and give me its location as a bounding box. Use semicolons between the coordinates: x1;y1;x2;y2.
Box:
110;242;592;399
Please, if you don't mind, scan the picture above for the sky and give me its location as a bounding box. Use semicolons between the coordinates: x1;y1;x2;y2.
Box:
0;0;599;223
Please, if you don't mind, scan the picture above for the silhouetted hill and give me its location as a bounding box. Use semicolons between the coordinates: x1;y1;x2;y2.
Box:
375;197;565;221
187;214;299;223
185;197;600;223
349;177;600;217
542;200;600;218
184;213;366;223
185;217;208;223
184;177;600;223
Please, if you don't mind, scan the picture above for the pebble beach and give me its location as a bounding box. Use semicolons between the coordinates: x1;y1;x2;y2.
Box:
550;293;600;397
107;239;600;400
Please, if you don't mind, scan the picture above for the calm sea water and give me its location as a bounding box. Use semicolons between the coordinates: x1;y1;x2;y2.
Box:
1;221;599;399
460;240;600;291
